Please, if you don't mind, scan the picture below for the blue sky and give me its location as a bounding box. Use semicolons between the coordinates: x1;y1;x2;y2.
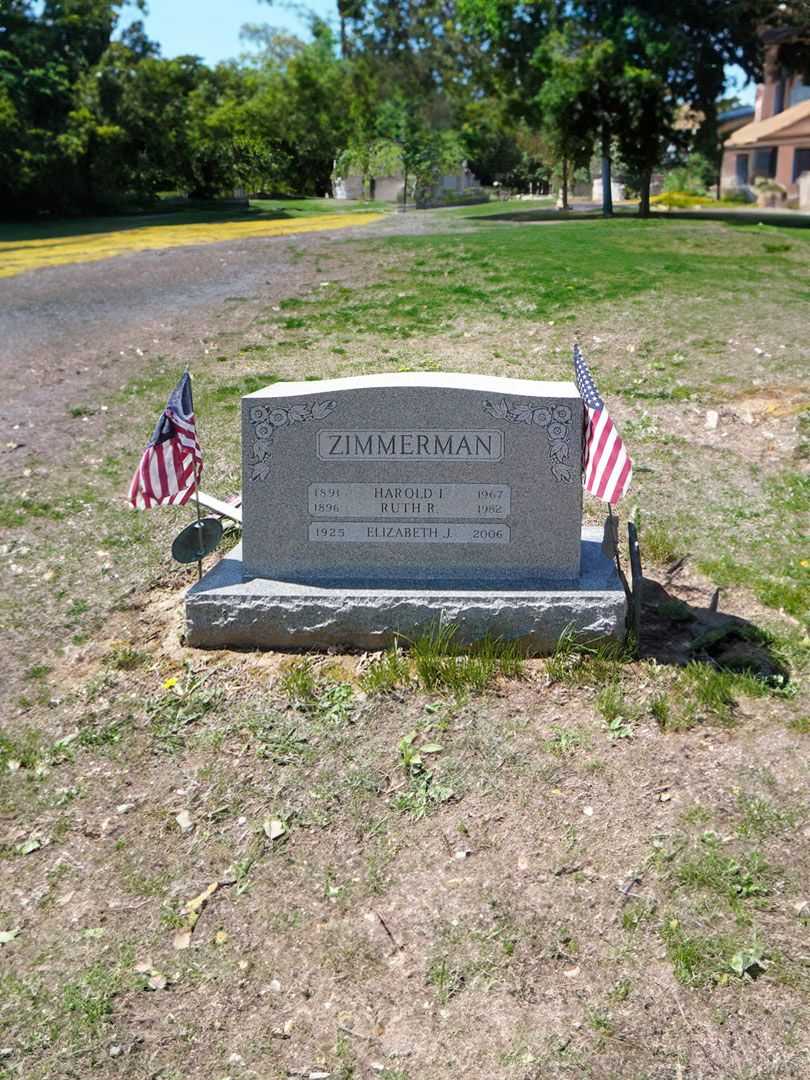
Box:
123;1;756;104
122;0;335;62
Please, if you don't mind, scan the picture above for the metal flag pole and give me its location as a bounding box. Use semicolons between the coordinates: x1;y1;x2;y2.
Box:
193;481;203;582
188;367;203;582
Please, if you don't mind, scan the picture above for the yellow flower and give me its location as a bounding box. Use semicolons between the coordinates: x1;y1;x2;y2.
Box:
163;677;178;690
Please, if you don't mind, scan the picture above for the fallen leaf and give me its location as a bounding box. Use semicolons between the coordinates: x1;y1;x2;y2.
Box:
176;810;194;833
0;929;21;944
263;817;286;841
147;972;168;991
563;966;580;978
173;929;192;951
134;960;153;974
16;838;41;855
420;743;443;754
582;806;594;817
181;881;218;917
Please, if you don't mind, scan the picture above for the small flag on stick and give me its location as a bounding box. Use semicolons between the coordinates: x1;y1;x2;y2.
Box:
128;372;202;509
574;343;632;505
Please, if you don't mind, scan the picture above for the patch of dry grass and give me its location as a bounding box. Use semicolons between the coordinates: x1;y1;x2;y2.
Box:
0;211;383;278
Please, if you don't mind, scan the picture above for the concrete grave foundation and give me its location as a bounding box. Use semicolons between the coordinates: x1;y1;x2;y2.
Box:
186;526;626;653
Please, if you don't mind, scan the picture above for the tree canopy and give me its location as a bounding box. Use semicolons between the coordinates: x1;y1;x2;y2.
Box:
2;0;809;216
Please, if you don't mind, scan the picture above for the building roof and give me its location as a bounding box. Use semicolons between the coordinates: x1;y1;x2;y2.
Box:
726;98;810;147
719;106;755;124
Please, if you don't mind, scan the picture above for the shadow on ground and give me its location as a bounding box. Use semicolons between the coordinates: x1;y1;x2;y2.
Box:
639;573;790;681
471;206;810;229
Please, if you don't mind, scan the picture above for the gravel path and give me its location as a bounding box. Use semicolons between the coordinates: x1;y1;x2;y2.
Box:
0;212;439;476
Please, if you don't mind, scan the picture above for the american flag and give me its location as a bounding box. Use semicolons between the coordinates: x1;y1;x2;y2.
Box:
128;372;202;509
574;343;632;505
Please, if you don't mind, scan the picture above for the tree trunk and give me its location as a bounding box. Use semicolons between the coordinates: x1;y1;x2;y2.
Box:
402;169;407;211
638;169;651;217
601;127;613;217
561;157;569;210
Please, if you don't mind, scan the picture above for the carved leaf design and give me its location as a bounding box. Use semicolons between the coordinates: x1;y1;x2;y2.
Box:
484;398;509;419
288;404;310;422
311;400;336;419
510;404;534;424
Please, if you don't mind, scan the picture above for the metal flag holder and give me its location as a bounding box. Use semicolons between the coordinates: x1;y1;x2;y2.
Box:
171;505;223;580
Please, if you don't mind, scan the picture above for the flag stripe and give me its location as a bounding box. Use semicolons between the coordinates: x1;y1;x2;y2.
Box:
573;344;632;506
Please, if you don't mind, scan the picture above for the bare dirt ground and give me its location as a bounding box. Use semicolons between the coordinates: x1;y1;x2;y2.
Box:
0;210;808;1080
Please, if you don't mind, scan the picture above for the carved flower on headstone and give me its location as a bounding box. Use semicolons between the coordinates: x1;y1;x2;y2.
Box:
248;398;338;482
486;397;573;484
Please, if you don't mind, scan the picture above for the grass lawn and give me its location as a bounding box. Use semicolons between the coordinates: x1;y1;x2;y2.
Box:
0;198;385;278
1;212;809;1079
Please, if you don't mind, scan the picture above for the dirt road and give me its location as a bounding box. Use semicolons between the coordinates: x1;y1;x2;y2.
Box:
0;213;432;476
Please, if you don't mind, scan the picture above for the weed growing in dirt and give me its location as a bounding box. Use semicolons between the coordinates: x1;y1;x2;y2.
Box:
674;837;770;915
410;623;524;694
243;710;311;764
736;794;797;839
393;729;454;819
640;520;682;566
62;960;124;1037
596;684;638;739
660;920;736;987
361;628;523;696
280;661;356;727
652;661;774;731
543;725;589;756
788;714;810;734
426;955;465;1004
662;919;769;987
146;668;221;751
359;643;412;694
622;899;657;931
0;728;43;771
105;644;146;671
546;626;630;686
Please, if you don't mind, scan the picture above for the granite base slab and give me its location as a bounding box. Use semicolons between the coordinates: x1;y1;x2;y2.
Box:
185;527;626;653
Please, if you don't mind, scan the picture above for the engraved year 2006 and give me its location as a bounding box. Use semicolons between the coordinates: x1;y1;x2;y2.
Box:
472;526;508;540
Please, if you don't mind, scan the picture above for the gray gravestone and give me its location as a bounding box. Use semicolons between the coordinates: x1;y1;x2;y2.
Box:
241;373;582;585
186;372;626;651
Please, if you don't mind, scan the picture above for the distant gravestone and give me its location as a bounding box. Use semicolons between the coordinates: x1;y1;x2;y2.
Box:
186;373;626;651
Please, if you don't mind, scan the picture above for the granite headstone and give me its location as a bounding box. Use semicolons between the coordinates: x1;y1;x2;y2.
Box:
186;372;626;650
241;372;583;585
